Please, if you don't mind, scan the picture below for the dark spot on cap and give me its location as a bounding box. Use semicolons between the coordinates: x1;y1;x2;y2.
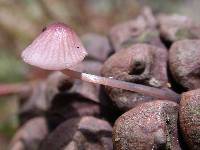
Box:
77;46;79;48
42;27;47;32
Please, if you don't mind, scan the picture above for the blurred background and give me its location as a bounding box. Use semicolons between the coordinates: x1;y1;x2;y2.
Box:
0;0;199;149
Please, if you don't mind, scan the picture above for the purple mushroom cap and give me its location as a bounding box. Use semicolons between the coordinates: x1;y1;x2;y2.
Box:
21;23;87;70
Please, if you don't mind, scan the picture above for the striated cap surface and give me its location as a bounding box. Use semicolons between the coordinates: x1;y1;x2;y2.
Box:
21;23;87;70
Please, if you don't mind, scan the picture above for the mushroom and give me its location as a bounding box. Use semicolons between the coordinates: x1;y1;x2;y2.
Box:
21;23;180;102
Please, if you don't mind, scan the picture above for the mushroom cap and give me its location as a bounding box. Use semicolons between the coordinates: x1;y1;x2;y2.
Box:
21;23;88;70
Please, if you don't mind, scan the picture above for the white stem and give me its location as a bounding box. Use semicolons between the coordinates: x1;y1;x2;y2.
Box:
62;69;180;102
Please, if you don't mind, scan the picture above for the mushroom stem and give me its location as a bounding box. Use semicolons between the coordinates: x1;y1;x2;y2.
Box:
62;69;180;102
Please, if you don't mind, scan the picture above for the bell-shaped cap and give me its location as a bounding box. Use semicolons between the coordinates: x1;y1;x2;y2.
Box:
21;23;88;70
